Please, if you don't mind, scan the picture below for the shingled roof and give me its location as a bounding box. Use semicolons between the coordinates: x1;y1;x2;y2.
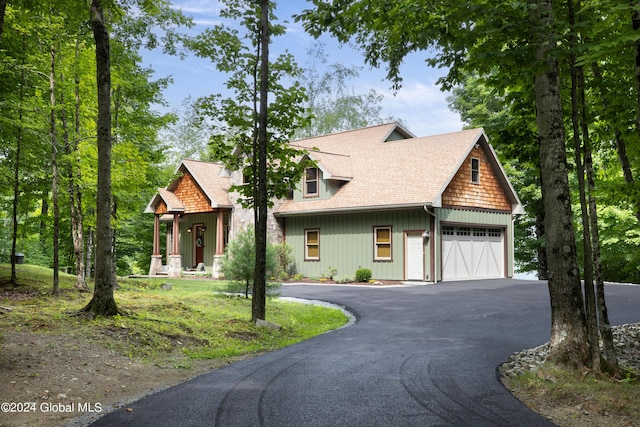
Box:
276;123;522;215
145;159;232;214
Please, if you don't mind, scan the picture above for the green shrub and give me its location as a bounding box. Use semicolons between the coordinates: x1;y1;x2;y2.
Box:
221;227;279;298
334;274;353;284
273;242;296;278
322;266;338;280
355;268;372;282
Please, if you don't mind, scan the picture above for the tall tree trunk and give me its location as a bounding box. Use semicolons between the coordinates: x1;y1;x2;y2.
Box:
86;225;94;280
531;0;589;369
82;0;118;316
533;197;548;280
39;196;49;250
111;200;118;289
0;0;6;42
580;88;619;373
252;0;269;322
63;59;88;291
10;37;27;286
568;0;599;371
50;45;60;295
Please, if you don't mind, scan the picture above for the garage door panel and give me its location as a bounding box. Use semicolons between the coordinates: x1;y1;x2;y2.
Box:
472;241;488;278
442;226;504;281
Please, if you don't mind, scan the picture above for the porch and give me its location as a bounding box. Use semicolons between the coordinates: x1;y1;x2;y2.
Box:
148;210;231;278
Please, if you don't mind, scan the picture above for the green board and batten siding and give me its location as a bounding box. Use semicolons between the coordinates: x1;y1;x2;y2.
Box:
285;208;431;281
283;207;515;281
178;212;219;270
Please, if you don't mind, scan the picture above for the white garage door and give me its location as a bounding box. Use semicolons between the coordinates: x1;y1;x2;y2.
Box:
442;226;504;281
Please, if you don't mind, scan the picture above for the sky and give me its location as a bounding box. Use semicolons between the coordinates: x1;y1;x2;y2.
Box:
140;1;464;137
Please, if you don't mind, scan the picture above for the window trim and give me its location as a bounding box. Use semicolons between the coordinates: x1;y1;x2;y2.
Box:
304;228;320;261
373;226;393;262
471;157;480;184
303;167;319;198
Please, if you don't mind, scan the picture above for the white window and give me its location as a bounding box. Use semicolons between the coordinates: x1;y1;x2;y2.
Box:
473;228;486;237
457;227;471;236
374;226;392;261
442;226;455;236
488;228;502;238
305;229;320;260
471;157;480;184
304;168;319;197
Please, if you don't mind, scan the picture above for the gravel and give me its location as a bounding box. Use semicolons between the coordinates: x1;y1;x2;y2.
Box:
500;323;640;377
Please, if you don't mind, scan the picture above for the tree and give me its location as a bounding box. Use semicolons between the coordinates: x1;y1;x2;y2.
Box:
221;227;277;298
295;43;396;138
81;0;118;316
1;0;185;293
187;0;312;322
530;0;589;367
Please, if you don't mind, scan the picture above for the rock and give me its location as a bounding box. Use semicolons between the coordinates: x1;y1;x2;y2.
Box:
256;319;281;330
160;283;172;290
500;322;640;378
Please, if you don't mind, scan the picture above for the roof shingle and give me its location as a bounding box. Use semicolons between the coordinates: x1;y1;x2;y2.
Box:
277;124;502;214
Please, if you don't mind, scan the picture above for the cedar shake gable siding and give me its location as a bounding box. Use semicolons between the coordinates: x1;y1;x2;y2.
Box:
156;200;168;215
441;146;512;212
172;173;215;213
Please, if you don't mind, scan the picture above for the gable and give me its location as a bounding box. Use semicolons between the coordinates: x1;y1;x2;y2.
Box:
441;146;512;212
155;200;168;215
172;173;215;213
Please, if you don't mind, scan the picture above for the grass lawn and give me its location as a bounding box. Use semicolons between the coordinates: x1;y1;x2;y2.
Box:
0;264;349;365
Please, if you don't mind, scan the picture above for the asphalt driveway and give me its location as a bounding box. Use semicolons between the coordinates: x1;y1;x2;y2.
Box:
90;279;640;427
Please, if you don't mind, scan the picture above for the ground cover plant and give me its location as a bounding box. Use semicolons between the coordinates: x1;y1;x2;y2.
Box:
503;363;640;426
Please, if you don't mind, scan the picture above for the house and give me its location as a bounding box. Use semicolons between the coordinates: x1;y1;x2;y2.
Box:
146;122;524;281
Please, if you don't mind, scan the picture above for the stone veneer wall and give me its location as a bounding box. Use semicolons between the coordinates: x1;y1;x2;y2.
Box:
227;170;285;244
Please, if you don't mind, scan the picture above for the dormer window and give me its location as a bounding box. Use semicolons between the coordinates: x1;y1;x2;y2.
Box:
471;158;480;184
304;167;319;198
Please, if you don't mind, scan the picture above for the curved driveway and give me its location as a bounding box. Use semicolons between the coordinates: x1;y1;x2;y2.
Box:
91;279;640;427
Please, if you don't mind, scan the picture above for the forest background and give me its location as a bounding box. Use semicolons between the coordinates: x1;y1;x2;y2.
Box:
2;0;640;289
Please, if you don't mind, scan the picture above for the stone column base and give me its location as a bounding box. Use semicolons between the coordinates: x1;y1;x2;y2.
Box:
212;254;224;279
149;254;163;276
168;255;182;278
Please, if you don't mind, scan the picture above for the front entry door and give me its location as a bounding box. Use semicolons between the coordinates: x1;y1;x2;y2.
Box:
405;232;424;280
195;225;205;266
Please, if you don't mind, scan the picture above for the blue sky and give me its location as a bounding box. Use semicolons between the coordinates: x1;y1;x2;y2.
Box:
141;0;463;137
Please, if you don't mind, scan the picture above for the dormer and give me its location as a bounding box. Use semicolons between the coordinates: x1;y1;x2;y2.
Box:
293;152;353;201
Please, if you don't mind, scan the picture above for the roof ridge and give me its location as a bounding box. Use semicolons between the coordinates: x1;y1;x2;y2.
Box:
181;158;224;165
291;121;399;143
290;145;352;158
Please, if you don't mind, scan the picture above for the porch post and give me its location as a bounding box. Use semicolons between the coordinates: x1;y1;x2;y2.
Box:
212;210;226;279
153;214;161;255
216;210;225;255
172;213;180;254
168;213;182;277
148;214;162;275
